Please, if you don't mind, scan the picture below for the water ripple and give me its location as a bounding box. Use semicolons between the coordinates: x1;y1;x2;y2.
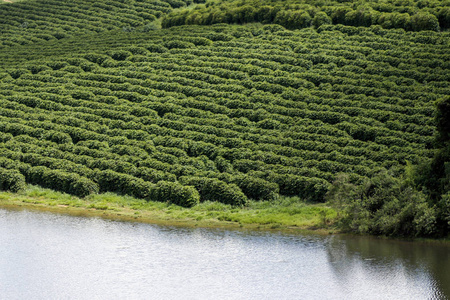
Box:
0;209;448;300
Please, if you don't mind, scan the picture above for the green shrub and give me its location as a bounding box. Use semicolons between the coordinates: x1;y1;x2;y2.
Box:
47;61;68;70
270;174;330;202
28;166;98;197
262;24;286;33
84;53;110;65
411;12;440;31
153;181;200;207
26;64;51;74
8;69;30;79
0;168;26;193
274;10;312;29
232;175;279;201
146;44;168;53
109;50;133;61
205;33;234;42
214;156;233;173
326;172;438;237
164;40;195;49
180;176;247;206
165;0;187;9
438;192;450;235
97;170;144;196
96;170;198;207
313;12;332;28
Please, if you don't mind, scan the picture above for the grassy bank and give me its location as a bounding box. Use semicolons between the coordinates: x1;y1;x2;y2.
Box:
0;185;338;234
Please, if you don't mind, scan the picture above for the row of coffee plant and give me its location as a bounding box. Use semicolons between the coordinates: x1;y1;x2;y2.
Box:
0;0;200;48
0;23;447;205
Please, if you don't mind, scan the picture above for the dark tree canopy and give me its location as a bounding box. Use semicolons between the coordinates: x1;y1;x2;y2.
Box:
436;96;450;145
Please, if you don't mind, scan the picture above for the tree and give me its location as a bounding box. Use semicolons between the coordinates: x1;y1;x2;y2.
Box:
428;97;450;201
436;96;450;145
327;171;437;237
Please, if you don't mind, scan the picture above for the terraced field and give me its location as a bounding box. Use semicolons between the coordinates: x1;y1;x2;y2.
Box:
1;19;448;207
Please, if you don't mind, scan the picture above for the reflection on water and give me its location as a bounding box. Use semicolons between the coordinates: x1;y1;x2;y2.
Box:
0;209;448;300
326;236;449;300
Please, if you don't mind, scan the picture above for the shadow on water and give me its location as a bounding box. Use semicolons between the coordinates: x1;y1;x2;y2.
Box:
325;235;450;299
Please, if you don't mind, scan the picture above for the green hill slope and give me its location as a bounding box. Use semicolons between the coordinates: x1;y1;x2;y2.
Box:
162;0;449;31
0;0;197;48
0;0;449;236
1;23;449;202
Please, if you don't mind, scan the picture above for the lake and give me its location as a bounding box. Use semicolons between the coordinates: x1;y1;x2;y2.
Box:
0;208;448;299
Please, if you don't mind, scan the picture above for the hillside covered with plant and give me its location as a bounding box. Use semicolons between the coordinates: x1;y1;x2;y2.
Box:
0;0;449;237
162;0;450;31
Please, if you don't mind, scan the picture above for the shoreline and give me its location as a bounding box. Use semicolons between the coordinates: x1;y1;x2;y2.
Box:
2;186;448;242
0;202;332;235
0;186;338;235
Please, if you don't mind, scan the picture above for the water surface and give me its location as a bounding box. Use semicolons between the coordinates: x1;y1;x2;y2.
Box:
0;209;448;299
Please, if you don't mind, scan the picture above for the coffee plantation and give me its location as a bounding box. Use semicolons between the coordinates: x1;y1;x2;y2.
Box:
0;0;448;236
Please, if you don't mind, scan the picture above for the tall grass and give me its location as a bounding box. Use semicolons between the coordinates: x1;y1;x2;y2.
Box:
0;184;337;231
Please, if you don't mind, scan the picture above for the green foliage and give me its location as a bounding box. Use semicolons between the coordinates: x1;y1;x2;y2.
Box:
274;10;312;30
164;40;195;49
0;18;447;211
180;176;248;206
142;22;159;32
0;0;196;48
153;181;200;207
439;192;450;233
27;166;99;197
270;174;331;202
438;7;450;28
435;96;450;145
411;12;440;31
327;171;438;237
410;96;450;211
232;175;279;201
8;68;29;79
95;170;199;207
0;167;25;192
312;12;332;28
110;50;132;61
324;173;354;216
161;0;449;32
96;170;153;199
